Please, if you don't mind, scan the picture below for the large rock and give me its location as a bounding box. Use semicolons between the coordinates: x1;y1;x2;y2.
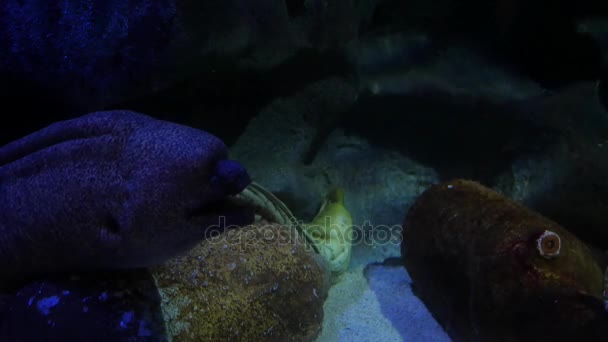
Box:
493;83;608;250
0;0;374;113
153;223;329;341
230;77;437;233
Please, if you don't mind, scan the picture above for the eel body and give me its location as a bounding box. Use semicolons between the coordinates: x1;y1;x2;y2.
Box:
402;179;608;341
0;110;253;289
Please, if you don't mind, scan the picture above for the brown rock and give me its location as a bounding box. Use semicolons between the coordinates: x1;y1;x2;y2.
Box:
153;223;329;341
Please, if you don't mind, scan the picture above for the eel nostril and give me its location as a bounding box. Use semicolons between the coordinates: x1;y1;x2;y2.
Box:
211;160;251;196
104;215;121;234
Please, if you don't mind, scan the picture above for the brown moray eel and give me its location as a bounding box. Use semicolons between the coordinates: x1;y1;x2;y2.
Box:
0;111;253;290
402;179;608;341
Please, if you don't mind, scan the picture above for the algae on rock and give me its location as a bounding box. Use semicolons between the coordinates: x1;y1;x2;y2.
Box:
153;223;329;342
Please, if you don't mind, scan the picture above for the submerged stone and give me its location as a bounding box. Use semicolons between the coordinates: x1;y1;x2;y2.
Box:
153;223;330;341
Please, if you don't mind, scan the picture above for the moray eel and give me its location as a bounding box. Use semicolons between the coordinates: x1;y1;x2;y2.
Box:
305;188;353;282
236;183;353;283
402;179;608;341
0;111;253;290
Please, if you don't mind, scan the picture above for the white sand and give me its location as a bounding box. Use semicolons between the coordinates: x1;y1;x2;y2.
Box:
315;244;450;342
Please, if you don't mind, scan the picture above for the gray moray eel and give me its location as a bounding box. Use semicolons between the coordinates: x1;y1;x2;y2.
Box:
0;110;253;289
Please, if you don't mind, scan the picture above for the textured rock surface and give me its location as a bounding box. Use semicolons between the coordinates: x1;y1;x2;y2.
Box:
153;223;329;342
493;83;608;250
0;0;372;112
0;270;167;341
230;77;437;232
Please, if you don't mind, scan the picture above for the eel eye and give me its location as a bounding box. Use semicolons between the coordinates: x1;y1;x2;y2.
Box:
211;160;251;196
536;230;561;259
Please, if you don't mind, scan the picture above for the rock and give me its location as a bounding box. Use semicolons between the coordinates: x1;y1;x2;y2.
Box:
0;0;373;113
0;270;167;341
153;223;329;341
230;77;437;231
492;83;608;250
